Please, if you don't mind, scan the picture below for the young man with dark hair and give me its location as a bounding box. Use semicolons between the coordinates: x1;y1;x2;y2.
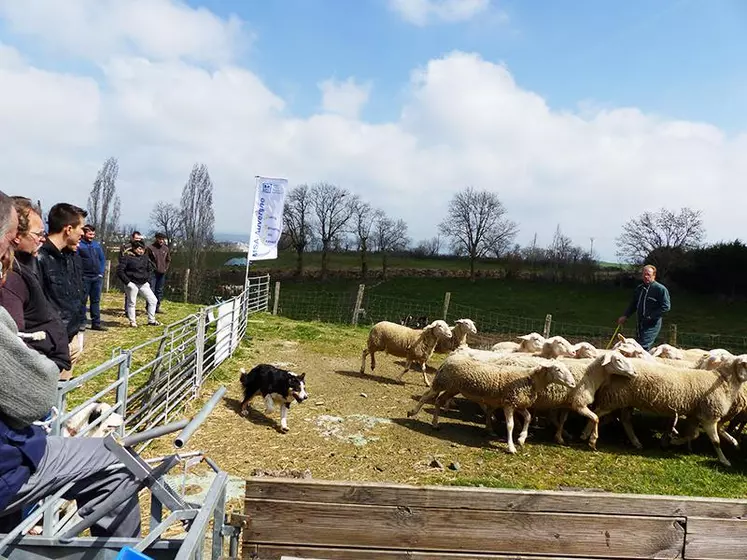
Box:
78;224;107;331
119;230;143;259
147;232;171;313
37;203;87;378
119;230;144;314
117;240;159;327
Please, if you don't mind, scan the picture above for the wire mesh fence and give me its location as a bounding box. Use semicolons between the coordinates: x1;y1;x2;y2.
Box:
274;282;747;354
276;290;359;324
677;331;747;353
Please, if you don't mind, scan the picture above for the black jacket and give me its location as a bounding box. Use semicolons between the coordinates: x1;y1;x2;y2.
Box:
37;240;85;341
2;253;71;371
117;253;154;286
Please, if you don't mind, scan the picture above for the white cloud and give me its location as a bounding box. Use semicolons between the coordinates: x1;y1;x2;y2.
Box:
388;0;494;26
0;0;245;64
318;78;372;119
0;2;745;261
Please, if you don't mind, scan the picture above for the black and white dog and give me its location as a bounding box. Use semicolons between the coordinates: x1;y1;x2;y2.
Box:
239;364;308;432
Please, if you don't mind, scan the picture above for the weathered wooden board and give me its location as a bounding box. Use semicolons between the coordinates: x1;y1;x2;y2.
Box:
245;545;620;560
245;478;747;519
244;498;685;559
684;517;747;560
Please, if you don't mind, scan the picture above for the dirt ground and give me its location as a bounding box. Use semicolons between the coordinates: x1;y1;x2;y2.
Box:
182;335;511;487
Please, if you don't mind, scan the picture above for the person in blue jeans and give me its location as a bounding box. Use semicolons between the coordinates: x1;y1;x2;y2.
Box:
77;224;107;331
147;232;171;314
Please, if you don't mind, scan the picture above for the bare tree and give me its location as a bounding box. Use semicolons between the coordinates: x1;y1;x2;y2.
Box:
87;156;121;246
548;225;574;264
149;201;181;248
412;236;441;258
180;163;215;273
616;207;705;276
374;212;409;279
350;196;376;279
438;187;518;282
282;184;314;276
309;182;353;279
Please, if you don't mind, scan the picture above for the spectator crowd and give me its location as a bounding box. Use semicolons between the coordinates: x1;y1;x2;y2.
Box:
0;192;172;539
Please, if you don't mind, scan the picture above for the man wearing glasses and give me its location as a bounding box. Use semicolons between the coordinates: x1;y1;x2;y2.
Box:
0;197;71;375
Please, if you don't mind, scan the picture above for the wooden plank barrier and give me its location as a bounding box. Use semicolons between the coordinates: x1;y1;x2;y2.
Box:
240;478;747;560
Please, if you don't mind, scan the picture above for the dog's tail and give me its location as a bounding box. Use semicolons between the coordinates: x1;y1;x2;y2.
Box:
239;367;248;385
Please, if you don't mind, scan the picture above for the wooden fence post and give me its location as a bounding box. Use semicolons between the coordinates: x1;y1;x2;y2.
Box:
272;281;281;315
183;269;190;303
443;292;451;321
352;284;365;326
104;260;111;292
543;314;552;338
669;324;678;346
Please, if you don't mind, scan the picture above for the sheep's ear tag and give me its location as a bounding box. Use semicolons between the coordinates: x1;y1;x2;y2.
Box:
616;333;626;343
602;353;613;366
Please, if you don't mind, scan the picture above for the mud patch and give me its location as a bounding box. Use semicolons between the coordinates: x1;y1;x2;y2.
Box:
313;414;392;446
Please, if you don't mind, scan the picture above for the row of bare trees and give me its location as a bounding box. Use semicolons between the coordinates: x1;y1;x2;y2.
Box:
87;156;710;285
87;157;215;271
282;183;409;279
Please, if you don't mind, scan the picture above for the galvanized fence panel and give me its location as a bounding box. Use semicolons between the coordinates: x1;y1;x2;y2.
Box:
14;274;271;556
54;274;269;438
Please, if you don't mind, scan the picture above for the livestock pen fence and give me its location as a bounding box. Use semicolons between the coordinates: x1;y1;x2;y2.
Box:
269;282;747;354
53;273;271;440
0;274;271;560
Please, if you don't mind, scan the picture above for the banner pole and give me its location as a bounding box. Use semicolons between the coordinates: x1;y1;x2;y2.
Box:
245;175;260;288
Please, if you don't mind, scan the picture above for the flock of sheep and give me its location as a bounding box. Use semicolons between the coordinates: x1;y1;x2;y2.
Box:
359;318;747;467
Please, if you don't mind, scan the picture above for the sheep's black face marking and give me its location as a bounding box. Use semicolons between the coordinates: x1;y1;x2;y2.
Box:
88;406;103;425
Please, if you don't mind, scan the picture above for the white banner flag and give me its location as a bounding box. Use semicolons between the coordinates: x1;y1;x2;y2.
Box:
247;176;287;261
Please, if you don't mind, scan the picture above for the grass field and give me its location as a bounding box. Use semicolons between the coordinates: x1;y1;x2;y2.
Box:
174;249;627;273
275;276;747;341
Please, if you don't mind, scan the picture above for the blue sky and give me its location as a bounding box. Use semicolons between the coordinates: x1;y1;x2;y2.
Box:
191;0;747;132
1;0;746;261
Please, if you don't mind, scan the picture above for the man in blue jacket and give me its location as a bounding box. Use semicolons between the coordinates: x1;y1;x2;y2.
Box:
617;264;671;351
78;224;107;331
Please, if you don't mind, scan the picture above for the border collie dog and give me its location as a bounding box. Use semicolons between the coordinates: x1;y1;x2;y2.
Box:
239;364;308;432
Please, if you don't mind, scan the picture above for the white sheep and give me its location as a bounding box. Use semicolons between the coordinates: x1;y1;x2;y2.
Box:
407;354;576;453
491;332;546;353
694;348;735;370
360;319;452;386
571;342;598;358
583;355;747;466
539;335;577;358
434;318;477;353
650;344;684;360
534;351;637;446
63;402;124;438
681;347;710;362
